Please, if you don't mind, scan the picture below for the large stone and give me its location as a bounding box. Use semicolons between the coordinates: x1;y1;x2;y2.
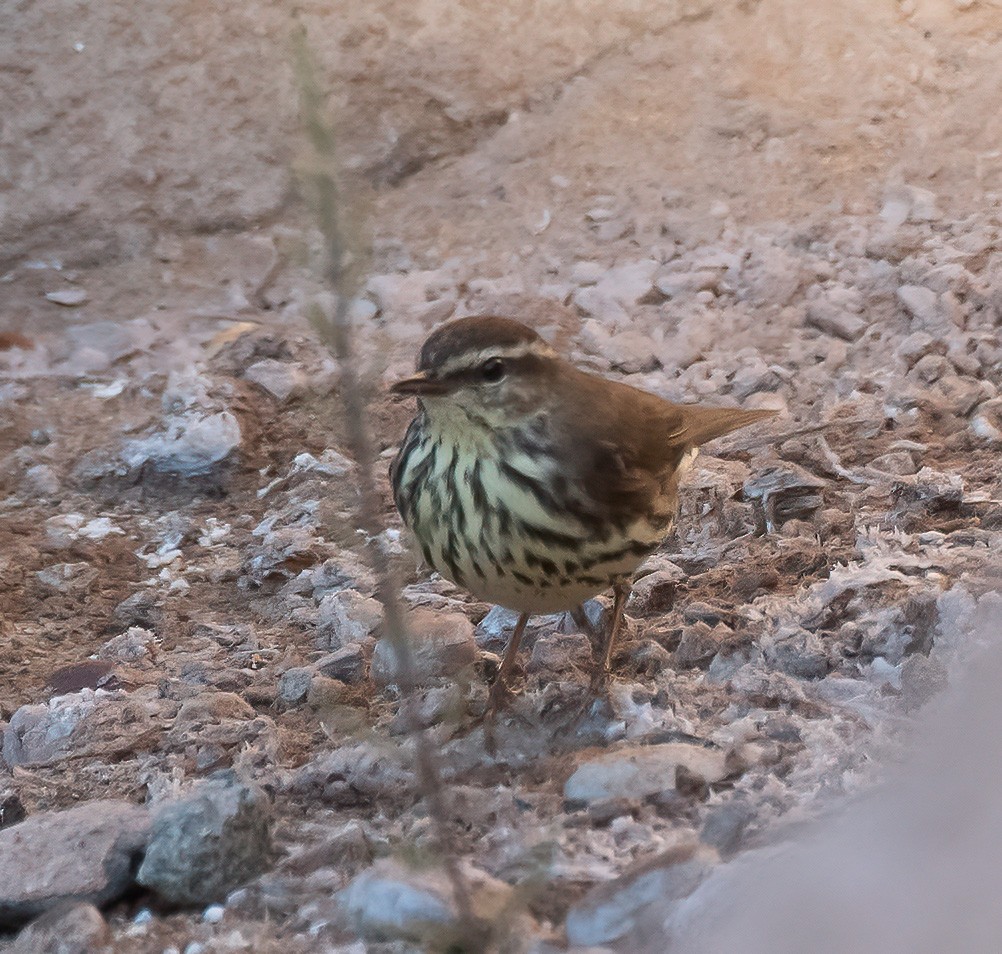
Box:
137;772;273;905
10;901;110;954
339;859;513;944
0;801;151;927
566;842;716;946
564;743;728;804
315;590;383;651
371;609;477;686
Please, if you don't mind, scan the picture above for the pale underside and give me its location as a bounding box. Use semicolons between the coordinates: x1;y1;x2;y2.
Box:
396;405;697;614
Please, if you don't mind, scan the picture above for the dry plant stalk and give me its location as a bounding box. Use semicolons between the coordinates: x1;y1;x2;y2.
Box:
290;24;479;937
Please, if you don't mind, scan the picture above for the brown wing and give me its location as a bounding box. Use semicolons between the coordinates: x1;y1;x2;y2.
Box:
550;365;776;518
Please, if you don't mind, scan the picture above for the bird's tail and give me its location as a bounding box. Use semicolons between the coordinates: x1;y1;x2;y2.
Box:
674;406;778;448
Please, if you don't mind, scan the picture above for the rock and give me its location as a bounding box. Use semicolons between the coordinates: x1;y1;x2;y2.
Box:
564;743;728;804
244;359;307;402
628;564;686;615
3;691;107;768
10;901;110;954
0;801;150;927
701;797;757;857
742;463;826;532
137;772;273;906
174;691;256;727
582;325;660;374
934;374;991;417
306;674;347;710
120;411;241;478
573;260;659;323
371;609;477;686
34;562;98;594
315;590;383;650
0;791;26;829
910;352;949;383
565;842;716;946
290;743;414;807
897;284;939;328
21;464;59;497
971;399;1002;444
98;626;156;661
390;684;465;733
655;269;722;299
277;667;313;707
869;451;918;476
805;298;867;342
763;631;830;679
44;288;89;306
675;623;735;669
109;590;161;630
880;183;941;225
571;260;605;285
528;632;592;674
895;330;945;368
339;858;513;944
316;644;368;684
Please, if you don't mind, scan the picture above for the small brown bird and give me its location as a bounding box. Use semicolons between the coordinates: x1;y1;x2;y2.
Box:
390;316;773;711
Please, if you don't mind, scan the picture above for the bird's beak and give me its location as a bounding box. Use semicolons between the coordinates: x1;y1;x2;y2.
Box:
390;372;451;397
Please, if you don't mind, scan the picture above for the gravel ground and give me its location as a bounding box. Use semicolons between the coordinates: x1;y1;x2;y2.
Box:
2;1;1001;951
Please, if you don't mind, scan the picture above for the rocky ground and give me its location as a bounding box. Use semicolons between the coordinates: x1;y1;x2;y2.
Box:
2;1;1002;952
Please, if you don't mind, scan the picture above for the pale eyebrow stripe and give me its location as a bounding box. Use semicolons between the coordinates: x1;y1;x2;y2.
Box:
435;342;556;376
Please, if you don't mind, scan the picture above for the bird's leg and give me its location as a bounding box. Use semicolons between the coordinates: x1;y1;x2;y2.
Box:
590;582;631;689
486;612;530;714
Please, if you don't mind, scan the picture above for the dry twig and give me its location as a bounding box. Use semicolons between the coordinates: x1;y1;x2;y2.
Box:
290;24;477;935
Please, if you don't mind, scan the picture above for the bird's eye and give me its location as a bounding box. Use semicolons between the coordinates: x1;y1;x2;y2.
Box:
480;358;506;383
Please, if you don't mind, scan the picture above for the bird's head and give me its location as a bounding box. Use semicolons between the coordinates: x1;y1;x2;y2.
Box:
391;316;559;431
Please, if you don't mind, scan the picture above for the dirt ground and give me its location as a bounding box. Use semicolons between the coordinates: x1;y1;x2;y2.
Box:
2;1;1002;951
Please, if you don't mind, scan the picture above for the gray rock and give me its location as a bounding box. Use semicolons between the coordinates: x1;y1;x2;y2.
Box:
971;399;1002;444
315;590;383;650
742;463;826;532
627;563;686;615
339;858;513;943
0;790;26;829
566;843;716;946
44;288;89;307
701;797;757;856
98;626;156;661
137;772;273;905
675;623;731;669
564;743;728;804
244;359;307;402
895;331;945;368
109;590;161;630
764;632;830;680
869;451;918;476
897;284;939;328
371;609;477;686
121;411;241;477
289;743;413;807
21;465;60;497
10;901;109;954
277;667;313;707
316;644;368;684
34;562;98;594
0;801;150;927
805;299;867;342
910;352;949;383
3;691;105;768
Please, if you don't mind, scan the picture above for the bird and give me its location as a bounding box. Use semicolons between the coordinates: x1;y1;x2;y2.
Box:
389;315;774;714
